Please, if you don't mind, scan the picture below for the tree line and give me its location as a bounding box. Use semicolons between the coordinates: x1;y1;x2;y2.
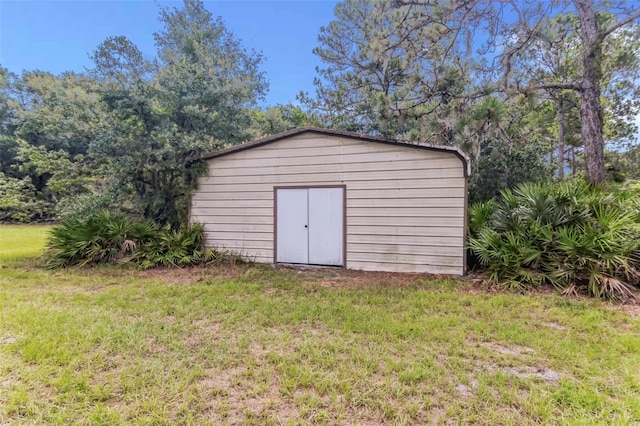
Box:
1;0;639;227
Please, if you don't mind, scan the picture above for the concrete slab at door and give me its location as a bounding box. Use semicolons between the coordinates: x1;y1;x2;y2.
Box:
308;188;344;266
276;189;308;264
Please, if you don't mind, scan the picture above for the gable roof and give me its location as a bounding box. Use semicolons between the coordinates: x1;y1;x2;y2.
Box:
202;127;470;176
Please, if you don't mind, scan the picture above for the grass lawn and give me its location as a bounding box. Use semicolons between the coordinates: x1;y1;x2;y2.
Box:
1;225;639;425
0;224;49;265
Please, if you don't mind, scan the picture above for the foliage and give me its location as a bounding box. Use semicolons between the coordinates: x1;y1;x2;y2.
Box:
4;0;638;224
0;69;107;222
606;145;640;182
0;172;51;222
248;104;317;139
45;212;157;268
44;211;247;269
16;140;98;202
127;223;204;269
12;71;102;156
0;68;20;178
302;1;557;196
469;138;551;204
43;211;240;269
88;0;267;227
469;180;640;299
510;14;640;169
494;1;640;184
299;0;479;142
53;182;137;222
306;0;640;184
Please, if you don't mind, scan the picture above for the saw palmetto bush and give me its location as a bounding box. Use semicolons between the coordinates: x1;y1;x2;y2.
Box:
45;212;156;267
128;223;205;269
44;212;217;269
468;180;640;299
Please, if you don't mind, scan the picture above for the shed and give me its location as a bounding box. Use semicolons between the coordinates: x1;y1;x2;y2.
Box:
190;127;470;275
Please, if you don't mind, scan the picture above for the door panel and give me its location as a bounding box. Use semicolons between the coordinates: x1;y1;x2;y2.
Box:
276;189;308;264
308;188;344;266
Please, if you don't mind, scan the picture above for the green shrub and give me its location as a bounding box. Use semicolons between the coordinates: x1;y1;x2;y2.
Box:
468;180;640;299
44;212;246;269
127;224;205;269
45;212;157;268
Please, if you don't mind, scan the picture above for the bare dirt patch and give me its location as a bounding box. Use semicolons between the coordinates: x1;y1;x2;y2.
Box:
544;322;567;330
281;265;459;289
499;366;561;383
479;342;535;356
607;303;640;318
198;366;300;425
455;382;475;399
0;334;22;345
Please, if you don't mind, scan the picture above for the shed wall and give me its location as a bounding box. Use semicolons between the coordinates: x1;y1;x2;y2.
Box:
190;133;466;274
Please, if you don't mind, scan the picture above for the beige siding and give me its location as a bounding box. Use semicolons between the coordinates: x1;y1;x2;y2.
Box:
190;133;467;275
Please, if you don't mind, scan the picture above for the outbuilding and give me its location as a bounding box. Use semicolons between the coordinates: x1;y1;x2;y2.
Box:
190;127;469;275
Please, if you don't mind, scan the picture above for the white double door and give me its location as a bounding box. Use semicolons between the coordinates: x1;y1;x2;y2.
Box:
276;187;344;266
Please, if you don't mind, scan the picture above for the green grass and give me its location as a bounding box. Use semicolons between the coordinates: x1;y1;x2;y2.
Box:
0;225;49;265
1;225;639;424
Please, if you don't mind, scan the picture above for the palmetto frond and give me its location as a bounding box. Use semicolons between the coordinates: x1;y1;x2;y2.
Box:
468;179;640;299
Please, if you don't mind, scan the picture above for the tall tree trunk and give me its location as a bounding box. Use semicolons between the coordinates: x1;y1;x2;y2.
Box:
574;0;606;184
557;95;565;179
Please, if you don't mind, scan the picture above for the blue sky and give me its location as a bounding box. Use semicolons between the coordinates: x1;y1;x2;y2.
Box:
0;0;338;106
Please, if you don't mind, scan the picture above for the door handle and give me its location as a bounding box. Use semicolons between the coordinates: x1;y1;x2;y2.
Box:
304;225;308;228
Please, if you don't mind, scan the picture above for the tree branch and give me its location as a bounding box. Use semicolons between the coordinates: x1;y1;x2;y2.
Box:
520;82;582;92
602;8;640;38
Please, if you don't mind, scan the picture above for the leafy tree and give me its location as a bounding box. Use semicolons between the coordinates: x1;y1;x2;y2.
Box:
303;2;559;198
507;15;583;179
570;1;640;184
13;71;101;156
0;70;105;221
15;140;97;205
12;71;104;190
248;104;317;139
0;67;20;177
469;138;551;204
1;0;267;225
0;172;49;222
605;145;640;182
89;0;267;227
481;0;640;184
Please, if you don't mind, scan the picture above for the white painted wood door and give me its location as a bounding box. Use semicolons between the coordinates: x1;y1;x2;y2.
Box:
276;189;309;264
308;188;344;266
276;188;344;266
